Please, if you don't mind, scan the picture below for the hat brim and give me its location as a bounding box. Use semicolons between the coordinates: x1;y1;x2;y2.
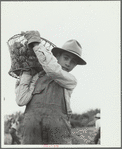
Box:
52;47;87;65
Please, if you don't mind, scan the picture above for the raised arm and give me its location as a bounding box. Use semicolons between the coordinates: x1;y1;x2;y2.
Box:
23;30;77;90
33;44;77;90
15;71;38;106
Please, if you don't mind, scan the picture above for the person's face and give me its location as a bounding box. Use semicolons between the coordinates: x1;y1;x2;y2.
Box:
56;51;77;72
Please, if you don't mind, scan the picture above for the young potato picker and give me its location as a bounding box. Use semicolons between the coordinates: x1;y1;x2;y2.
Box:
15;31;86;144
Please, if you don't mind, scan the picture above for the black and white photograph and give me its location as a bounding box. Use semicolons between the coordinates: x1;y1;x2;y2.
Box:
1;1;121;148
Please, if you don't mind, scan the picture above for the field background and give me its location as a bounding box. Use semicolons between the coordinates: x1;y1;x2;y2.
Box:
4;109;100;145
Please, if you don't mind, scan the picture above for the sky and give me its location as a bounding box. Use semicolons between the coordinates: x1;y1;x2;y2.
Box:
1;1;121;146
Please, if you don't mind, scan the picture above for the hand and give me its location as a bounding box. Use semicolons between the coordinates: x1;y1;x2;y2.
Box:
21;30;41;47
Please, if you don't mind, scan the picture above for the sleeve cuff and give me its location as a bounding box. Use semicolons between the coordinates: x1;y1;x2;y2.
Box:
33;44;52;64
20;71;32;85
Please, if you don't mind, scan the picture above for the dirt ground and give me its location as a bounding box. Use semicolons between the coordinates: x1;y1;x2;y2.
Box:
71;127;98;144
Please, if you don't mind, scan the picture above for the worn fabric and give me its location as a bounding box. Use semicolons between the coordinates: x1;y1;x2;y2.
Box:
22;111;71;144
25;74;67;114
15;44;77;114
24;30;41;45
33;44;77;90
15;72;38;106
21;74;72;144
15;44;77;144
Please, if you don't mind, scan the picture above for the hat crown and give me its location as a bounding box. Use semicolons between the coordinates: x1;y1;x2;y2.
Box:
62;40;82;56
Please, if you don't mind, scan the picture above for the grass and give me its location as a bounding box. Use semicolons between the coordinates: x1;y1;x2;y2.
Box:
4;131;22;145
4;133;12;145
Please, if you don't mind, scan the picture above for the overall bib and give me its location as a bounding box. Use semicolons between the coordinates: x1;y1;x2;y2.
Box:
22;73;71;144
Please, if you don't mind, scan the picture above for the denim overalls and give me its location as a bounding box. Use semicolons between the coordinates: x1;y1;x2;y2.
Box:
22;72;72;144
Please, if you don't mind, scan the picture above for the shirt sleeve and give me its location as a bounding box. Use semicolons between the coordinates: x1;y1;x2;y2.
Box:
15;71;38;106
33;44;77;90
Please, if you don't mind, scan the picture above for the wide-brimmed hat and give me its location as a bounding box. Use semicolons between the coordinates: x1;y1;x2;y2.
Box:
52;39;86;65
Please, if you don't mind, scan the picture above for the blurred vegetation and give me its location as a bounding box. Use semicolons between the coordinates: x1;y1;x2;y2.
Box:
4;111;24;135
70;108;100;128
4;108;100;135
